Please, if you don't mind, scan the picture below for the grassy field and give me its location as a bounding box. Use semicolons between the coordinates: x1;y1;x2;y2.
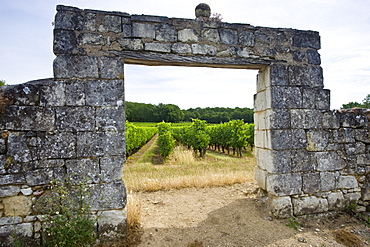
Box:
124;136;256;192
132;122;193;127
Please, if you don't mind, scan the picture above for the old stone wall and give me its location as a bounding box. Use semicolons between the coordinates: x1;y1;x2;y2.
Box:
0;3;369;244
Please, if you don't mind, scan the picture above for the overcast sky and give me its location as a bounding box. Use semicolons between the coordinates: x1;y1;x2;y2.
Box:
0;0;369;109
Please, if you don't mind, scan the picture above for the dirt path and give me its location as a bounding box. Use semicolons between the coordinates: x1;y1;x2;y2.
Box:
132;183;369;247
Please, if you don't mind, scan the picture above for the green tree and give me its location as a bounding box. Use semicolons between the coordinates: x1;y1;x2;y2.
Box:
0;80;7;86
362;94;370;108
341;94;370;109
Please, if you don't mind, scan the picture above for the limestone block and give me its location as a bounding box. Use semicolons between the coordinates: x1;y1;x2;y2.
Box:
98;208;127;239
77;132;125;157
0;186;21;197
53;55;99;79
345;143;365;155
100;156;125;182
202;29;220;43
255;30;273;45
171;43;191;54
292;196;328;215
239;30;255;46
320;171;339;191
217;47;236;57
156;24;177;42
178;29;198;42
0;174;25;187
54;9;83;31
66;158;100;184
3;195;32;217
191;44;217;55
122;24;132;37
83;12;97;31
0;155;5;174
306;49;321;65
254;166;267;190
219;29;237;45
145;43;171;53
265;109;291;129
21;187;33;196
55;107;95;131
271;86;302;109
316;89;330;110
310;66;324;88
331;128;355;143
292;30;320;49
53;29;77;55
357;154;370;165
270;129;306;150
302;172;320;194
7;132;31;162
316;152;346;172
293;50;305;62
85;80;124;106
100;56;124;79
355;129;370;143
254;87;271;112
256;66;270;92
98;15;122;33
270;64;289;86
291;109;323;129
267;195;293;218
78;33;104;45
41;80;66;106
267;173;302;196
66;80;85;106
254;130;270;149
344;192;361;204
38;132;76;159
340;112;369;128
88;181;126;211
0;216;22;226
327;191;346;210
96;106;125;131
302;88;316;109
322;111;340;129
291;150;315;172
236;47;252;58
132;23;155;39
131;14;168;23
25;168;54;186
4;106;55;131
119;39;143;50
338;175;358;190
306;130;329;151
3;82;40;106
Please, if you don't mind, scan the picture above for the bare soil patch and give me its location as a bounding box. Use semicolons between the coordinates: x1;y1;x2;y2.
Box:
129;183;370;247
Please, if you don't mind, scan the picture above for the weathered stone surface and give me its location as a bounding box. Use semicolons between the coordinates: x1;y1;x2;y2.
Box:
77;131;125;157
5;106;55;131
85;80;124;106
66;158;100;184
306;49;321;65
270;129;306;150
292;196;328;215
0;155;5;173
156;24;177;42
3;195;32;216
145;43;171;53
344;192;361;204
54;9;83;31
0;174;25;186
101;57;125;79
25;168;54;186
55;107;95;131
331;128;355;143
267;173;302;196
0;216;22;226
40;80;66;106
98;15;122;33
302;172;320;194
254;166;267;190
98;209;127;239
320;171;339;191
219;29;237;45
53;55;99;79
88;181;126;210
202;29;220;43
316;89;330;110
291;109;323;129
291;150;315;172
271;86;302;108
316;152;346;171
171;43;192;54
178;29;198;42
96;106;125;131
327;191;345;210
306;130;329;151
268;195;293;218
38;132;76;159
239;30;255;46
270;64;289;86
78;33;104;45
7;132;31;162
191;44;217;55
132;23;155;39
265;109;291;129
119;39;143;50
54;29;77;55
100;156;124;182
65;80;85;106
338;175;358;189
0;186;21;197
293;30;320;49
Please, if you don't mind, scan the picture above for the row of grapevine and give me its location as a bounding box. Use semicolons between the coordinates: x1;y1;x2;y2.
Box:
125;121;157;156
157;122;175;158
173;119;254;158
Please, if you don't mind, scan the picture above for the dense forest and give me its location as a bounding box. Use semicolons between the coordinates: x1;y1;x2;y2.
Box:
125;101;254;123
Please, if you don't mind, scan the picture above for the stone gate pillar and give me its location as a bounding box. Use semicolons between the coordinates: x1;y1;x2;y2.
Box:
254;31;335;217
52;6;128;237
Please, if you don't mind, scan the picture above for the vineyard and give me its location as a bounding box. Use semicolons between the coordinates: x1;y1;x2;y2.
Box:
126;119;254;158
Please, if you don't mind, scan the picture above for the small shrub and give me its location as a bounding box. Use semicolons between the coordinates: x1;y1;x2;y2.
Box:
286;217;301;231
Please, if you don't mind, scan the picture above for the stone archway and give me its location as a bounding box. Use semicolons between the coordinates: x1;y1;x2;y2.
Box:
1;4;369;243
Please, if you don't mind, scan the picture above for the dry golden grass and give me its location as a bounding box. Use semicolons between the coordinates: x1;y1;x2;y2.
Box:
126;193;142;229
124;145;256;192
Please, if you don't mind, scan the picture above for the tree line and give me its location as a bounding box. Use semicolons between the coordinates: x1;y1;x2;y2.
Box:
125;101;254;123
341;94;370;109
